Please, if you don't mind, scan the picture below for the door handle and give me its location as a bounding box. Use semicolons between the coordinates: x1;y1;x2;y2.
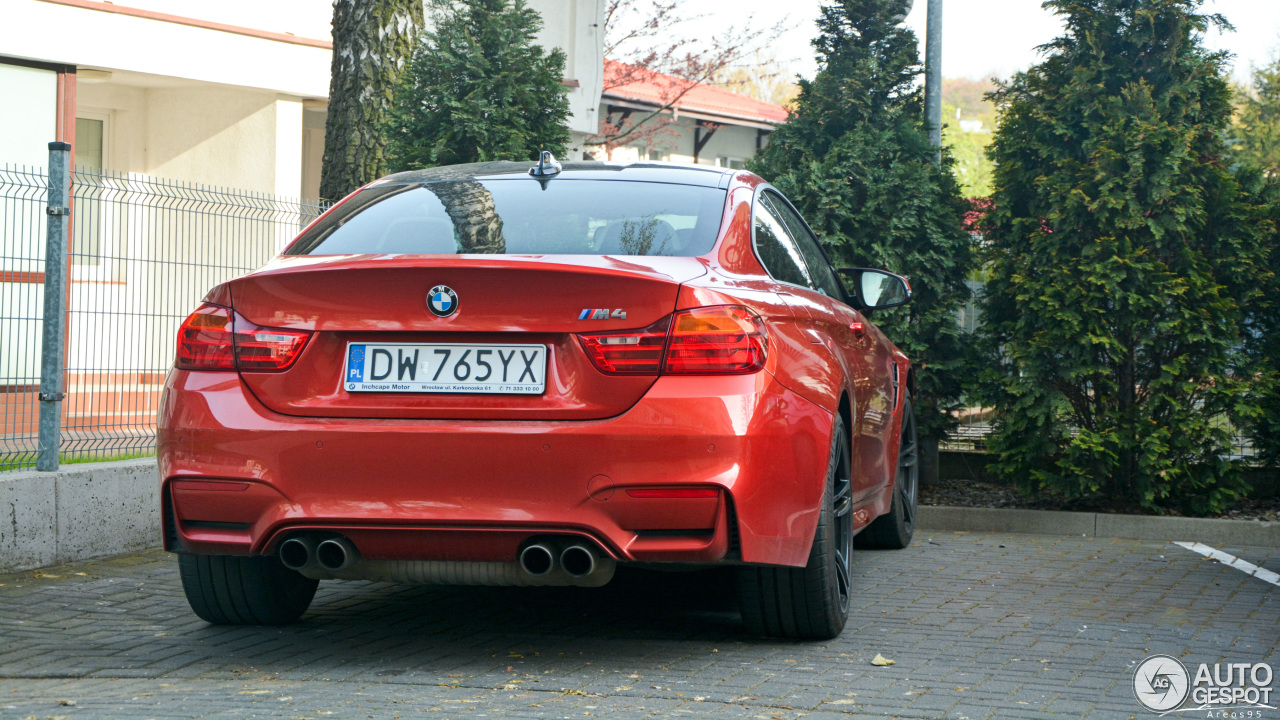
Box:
850;321;866;341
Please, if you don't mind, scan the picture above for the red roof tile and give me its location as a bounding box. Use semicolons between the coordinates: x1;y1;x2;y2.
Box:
602;59;789;125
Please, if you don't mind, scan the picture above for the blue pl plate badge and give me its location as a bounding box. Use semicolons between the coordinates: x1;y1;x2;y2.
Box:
347;345;366;386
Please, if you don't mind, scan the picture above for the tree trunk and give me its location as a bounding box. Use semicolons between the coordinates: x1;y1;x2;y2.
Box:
320;0;423;202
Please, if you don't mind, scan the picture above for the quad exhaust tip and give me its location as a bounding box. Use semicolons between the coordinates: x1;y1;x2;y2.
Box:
279;537;314;571
519;544;555;576
559;545;595;578
315;536;358;572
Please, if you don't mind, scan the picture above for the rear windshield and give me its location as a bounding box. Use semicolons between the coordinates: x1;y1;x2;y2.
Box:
287;179;727;257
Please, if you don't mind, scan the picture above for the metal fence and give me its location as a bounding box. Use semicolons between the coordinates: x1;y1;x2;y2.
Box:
1;156;326;471
0;154;1259;472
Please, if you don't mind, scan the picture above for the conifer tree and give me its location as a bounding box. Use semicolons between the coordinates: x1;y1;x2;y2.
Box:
1228;57;1280;173
751;0;976;443
385;0;571;170
979;0;1267;513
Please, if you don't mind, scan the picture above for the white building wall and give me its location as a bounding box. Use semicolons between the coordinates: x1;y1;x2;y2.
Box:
0;1;331;98
527;0;605;143
0;63;58;169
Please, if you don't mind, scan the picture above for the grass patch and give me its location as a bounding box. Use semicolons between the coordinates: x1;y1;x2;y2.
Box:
1;451;155;472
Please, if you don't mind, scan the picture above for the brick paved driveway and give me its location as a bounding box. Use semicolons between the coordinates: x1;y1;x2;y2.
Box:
0;531;1275;720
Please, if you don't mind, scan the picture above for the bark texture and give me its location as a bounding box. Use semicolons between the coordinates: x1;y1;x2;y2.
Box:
320;0;423;202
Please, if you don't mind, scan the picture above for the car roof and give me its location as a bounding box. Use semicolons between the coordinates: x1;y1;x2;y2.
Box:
374;160;739;189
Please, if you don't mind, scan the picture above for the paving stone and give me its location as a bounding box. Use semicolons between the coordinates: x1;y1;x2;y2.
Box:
0;531;1273;719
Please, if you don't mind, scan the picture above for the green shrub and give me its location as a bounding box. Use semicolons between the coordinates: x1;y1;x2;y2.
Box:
979;0;1270;514
385;0;570;170
750;0;977;442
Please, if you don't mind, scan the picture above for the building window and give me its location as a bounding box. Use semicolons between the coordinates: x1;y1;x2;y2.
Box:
72;111;121;279
717;157;746;170
74;118;103;169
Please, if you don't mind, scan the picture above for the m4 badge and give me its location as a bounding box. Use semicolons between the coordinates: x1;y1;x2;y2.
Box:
579;309;627;320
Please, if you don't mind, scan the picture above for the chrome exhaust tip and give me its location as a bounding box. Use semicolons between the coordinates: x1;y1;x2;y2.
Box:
559;545;596;578
279;537;314;571
518;544;555;576
315;537;358;572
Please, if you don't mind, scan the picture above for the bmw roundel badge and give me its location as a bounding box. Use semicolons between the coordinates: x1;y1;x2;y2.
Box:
427;285;458;317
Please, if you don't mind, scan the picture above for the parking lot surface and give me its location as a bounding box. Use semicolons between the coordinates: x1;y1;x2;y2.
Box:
0;531;1275;720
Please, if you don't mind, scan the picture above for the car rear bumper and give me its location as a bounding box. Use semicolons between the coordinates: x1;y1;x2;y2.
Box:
157;369;833;567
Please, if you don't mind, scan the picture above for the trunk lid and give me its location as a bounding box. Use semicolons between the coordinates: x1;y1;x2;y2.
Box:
228;254;706;420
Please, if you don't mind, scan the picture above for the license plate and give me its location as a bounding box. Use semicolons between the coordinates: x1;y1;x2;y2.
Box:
343;343;547;394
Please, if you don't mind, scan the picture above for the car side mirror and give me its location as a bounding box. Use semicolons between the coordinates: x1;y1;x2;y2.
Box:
837;268;912;310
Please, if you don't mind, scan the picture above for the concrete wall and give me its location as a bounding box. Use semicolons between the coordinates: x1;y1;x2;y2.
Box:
528;0;606;139
0;459;159;573
77;80;305;197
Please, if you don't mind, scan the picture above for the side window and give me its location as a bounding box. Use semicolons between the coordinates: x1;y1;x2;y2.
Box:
752;195;812;287
764;191;845;299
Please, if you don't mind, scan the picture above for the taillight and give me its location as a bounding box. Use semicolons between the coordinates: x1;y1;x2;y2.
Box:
578;305;768;376
578;316;671;374
175;303;310;372
233;320;311;371
176;304;235;370
665;306;768;374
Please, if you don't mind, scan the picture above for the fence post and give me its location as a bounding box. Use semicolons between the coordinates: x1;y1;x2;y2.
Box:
36;141;72;472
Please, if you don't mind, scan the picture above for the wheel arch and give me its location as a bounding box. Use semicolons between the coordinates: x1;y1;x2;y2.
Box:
838;389;853;439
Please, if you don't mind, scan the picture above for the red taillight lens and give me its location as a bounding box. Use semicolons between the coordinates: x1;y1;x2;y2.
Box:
664;306;768;375
233;321;311;371
176;304;235;370
578;306;768;376
578;316;672;374
175;303;310;372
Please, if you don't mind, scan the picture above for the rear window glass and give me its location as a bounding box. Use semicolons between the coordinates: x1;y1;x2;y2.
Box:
287;179;727;257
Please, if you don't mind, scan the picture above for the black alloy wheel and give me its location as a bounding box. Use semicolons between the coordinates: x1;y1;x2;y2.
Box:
856;395;918;550
737;415;852;640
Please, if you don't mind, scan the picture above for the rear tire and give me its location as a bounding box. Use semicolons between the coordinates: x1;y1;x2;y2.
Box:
855;395;917;550
737;415;852;640
178;554;318;625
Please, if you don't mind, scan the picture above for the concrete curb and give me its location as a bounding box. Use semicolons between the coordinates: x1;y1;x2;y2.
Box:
5;461;1275;572
1;459;159;573
918;505;1280;546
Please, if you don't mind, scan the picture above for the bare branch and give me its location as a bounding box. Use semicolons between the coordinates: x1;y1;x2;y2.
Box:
592;0;791;152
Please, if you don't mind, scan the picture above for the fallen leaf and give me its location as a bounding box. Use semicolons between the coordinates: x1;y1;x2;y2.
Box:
58;700;76;706
871;653;895;666
825;699;858;705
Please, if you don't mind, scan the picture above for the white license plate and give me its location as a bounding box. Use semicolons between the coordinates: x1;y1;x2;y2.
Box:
343;343;547;394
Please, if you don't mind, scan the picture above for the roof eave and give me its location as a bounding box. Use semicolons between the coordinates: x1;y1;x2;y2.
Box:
601;93;785;130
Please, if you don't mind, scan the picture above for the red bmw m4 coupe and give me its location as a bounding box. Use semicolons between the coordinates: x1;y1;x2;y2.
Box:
158;156;918;640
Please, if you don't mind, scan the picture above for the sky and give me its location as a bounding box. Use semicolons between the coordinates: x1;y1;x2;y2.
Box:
127;0;1280;86
679;0;1280;85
